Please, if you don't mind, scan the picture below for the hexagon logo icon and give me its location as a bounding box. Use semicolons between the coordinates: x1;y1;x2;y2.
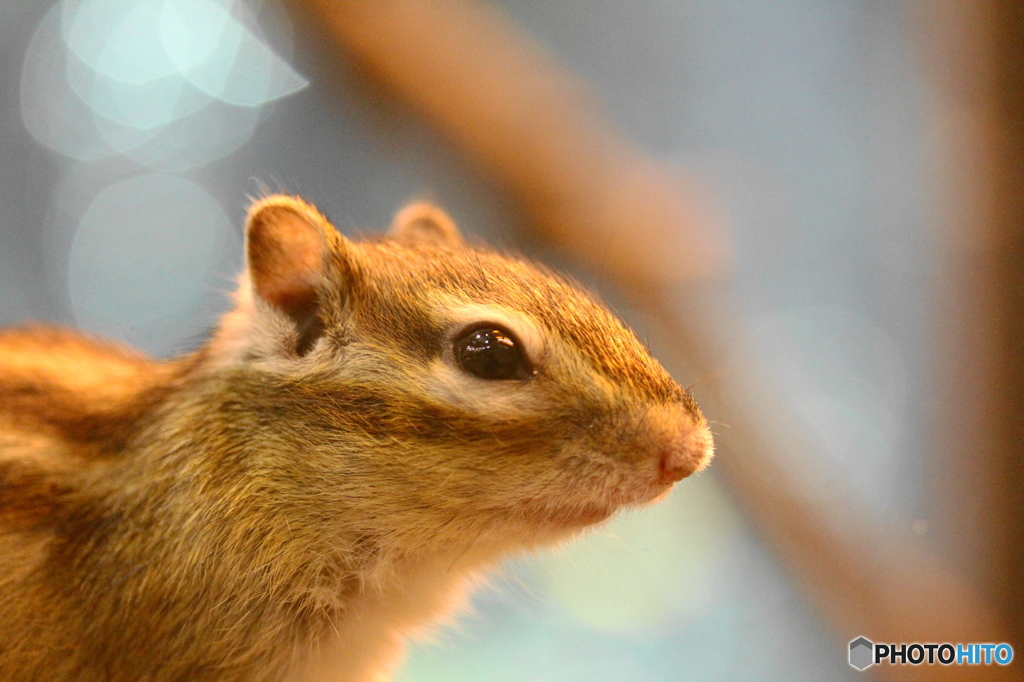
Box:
849;636;874;670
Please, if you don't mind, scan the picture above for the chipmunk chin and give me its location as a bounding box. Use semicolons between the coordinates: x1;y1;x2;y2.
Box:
516;501;616;529
516;484;674;530
642;483;676;506
608;480;676;508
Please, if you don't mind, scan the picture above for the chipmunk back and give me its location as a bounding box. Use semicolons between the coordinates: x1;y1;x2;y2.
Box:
0;196;713;681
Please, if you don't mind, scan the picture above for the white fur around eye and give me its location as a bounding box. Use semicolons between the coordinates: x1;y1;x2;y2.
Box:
421;302;548;412
426;359;530;414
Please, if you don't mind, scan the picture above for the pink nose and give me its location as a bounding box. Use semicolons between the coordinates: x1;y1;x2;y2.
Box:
659;450;695;484
649;407;714;485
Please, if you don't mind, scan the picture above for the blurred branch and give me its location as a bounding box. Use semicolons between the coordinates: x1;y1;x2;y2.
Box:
285;0;1017;678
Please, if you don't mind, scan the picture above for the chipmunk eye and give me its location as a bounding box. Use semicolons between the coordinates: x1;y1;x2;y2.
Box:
453;326;534;380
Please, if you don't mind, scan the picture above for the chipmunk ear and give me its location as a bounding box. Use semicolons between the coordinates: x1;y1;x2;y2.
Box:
245;195;338;355
389;202;462;247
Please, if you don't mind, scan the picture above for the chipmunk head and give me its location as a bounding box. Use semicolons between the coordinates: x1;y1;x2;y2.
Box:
212;195;712;549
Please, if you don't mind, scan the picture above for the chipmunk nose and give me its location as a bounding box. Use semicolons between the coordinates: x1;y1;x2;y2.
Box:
648;404;714;485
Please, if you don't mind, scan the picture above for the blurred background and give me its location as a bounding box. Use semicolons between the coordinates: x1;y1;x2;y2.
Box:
1;0;1020;680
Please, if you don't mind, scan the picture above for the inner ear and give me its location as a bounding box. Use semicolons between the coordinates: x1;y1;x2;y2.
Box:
389;202;462;247
246;195;334;355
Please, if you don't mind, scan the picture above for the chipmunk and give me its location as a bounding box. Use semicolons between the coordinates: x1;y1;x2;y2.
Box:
0;195;713;681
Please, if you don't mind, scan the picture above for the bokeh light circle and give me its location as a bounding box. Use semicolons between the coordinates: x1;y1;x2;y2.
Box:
20;2;119;162
21;0;307;171
67;174;238;354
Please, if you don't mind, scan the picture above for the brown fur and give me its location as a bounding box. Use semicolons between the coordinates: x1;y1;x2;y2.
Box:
0;196;713;681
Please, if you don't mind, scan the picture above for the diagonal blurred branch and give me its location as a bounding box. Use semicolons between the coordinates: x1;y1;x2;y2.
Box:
285;0;1017;678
